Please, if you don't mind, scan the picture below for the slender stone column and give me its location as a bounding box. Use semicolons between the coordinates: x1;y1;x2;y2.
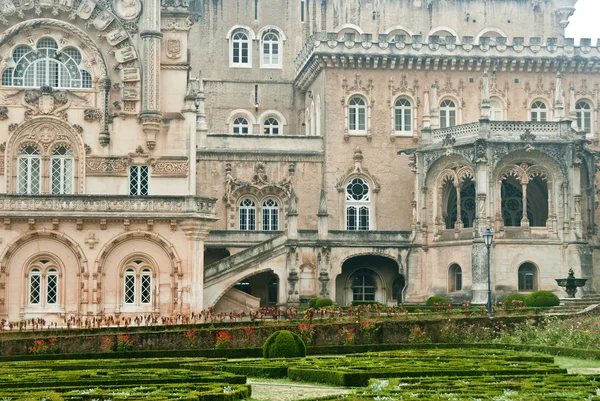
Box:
454;183;463;229
140;0;162;149
521;182;530;228
180;220;214;313
471;241;488;304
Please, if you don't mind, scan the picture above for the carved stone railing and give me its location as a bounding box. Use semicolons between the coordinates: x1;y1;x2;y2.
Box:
489;121;560;135
432;123;481;141
0;195;217;219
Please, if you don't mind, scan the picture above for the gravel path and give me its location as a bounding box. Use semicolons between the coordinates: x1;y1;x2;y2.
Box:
248;379;351;401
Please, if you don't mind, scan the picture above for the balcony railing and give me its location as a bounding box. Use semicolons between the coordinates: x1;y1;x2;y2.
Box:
0;194;217;219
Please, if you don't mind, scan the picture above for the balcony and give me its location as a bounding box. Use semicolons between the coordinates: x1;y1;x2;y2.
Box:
0;194;217;220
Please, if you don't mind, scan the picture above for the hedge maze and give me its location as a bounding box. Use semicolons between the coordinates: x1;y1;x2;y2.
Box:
0;348;598;400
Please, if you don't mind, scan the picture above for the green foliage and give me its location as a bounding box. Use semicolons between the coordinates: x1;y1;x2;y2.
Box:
426;296;449;306
262;330;306;359
308;297;319;308
525;290;560;307
502;293;528;308
315;298;334;308
351;301;382;306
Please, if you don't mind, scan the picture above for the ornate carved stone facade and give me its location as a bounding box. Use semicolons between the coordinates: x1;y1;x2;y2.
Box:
0;0;598;323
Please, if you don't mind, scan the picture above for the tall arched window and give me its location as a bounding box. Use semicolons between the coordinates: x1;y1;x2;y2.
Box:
2;38;92;88
576;101;592;133
261;30;281;68
315;96;321;136
233;117;250;134
346;178;370;230
17;145;41;195
263;118;280;135
124;268;136;304
46;268;58;304
449;264;462;292
262;199;279;231
440;99;457;128
51;146;74;195
394;97;412;134
140;268;152;304
352;271;376;302
310;102;316;136
239;199;257;230
490;99;503;121
348;96;367;133
28;259;59;307
122;260;154;307
231;30;250;67
530;101;548;122
29;268;41;305
518;263;537;291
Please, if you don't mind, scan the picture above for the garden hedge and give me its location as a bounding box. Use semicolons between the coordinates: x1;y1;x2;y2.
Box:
262;330;306;358
525;290;561;307
426;296;450;306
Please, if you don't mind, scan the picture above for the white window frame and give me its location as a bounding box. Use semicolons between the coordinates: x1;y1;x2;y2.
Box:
17;145;41;195
576;100;593;135
263;117;280;135
140;268;152;305
230;29;252;68
129;165;149;196
348;96;367;134
50;146;74;195
440;99;457;128
345;177;371;231
262;198;279;231
530;100;548;122
233;117;250;134
122;261;154;309
27;261;60;309
449;264;462;292
315;95;321;136
393;97;413;135
260;30;282;69
29;268;42;305
239;198;257;231
489;99;503;121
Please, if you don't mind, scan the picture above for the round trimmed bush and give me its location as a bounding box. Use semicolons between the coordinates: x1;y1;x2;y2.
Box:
502;293;527;308
314;298;334;308
426;296;449;306
262;330;306;359
525;290;560;307
308;297;320;308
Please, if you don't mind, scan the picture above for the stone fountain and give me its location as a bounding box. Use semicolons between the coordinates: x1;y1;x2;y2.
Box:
555;268;588;298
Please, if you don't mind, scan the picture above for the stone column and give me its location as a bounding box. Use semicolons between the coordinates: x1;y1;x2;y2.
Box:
521;182;530;228
471;241;489;304
287;189;298;240
318;247;331;298
98;77;112;146
317;189;328;240
454;183;463;229
180;220;214;313
140;0;162;149
182;81;197;196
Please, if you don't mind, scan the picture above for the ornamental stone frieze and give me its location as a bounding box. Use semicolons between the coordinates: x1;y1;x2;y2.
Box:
86;156;130;176
86;155;189;176
224;162;295;207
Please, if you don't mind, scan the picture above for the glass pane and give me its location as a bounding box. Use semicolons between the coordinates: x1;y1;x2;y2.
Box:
240;209;248;230
358;109;366;130
30;157;40;194
129;166;139;195
262;208;270;231
30;274;41;304
248;208;256;230
18;157;28;194
404;109;411;131
64;158;73;194
141;274;151;304
124;275;135;304
47;273;57;304
51;158;61;195
140;166;149;195
347;206;357;230
359;206;370;230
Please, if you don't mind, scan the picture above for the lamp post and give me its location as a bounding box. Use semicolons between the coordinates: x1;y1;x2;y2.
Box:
483;227;494;315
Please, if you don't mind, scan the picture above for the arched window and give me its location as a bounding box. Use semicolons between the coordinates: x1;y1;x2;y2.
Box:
46;268;58;304
261;30;281;68
394;98;412;133
51;146;74;195
449;264;462;292
140;268;152;304
348;96;367;133
231;30;250;67
262;198;279;231
124;268;136;304
576;101;592;133
305;107;311;135
530;101;548;122
29;268;41;305
233;117;250;134
310;102;316;136
518;263;537;291
440;99;457;128
315;96;321;136
239;199;256;230
490;99;503;121
2;39;92;88
352;271;376;302
346;178;370;231
263;117;280;135
17;145;41;195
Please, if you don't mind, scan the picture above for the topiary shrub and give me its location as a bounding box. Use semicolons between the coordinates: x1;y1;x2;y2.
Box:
308;298;320;308
262;330;306;359
314;298;334;308
525;290;560;307
426;296;449;307
502;293;527;309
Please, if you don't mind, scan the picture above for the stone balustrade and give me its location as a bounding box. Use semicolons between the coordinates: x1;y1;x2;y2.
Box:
0;194;217;219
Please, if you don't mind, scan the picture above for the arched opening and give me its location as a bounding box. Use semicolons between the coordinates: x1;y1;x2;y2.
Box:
204;248;231;266
527;176;549;227
501;176;534;227
225;270;278;309
444;178;476;229
267;276;278;306
336;255;402;306
448;264;462;292
518;263;538;291
392;276;406;304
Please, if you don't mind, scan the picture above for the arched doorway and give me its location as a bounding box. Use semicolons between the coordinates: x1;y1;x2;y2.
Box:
392;276;406;304
448;264;462;292
216;270;279;312
335;255;402;305
518;263;538;292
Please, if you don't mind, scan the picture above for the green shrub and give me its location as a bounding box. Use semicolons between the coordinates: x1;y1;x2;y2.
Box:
426;296;449;306
525;291;560;307
351;301;382;306
308;297;320;308
502;293;527;308
262;330;306;359
315;298;334;308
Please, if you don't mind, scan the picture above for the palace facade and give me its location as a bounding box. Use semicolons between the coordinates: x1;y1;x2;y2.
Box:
0;0;598;322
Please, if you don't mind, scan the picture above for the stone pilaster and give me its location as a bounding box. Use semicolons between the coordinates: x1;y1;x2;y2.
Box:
180;220;214;313
317;189;328;240
287;189;298;240
140;0;162;149
99;77;112;146
471;241;489;304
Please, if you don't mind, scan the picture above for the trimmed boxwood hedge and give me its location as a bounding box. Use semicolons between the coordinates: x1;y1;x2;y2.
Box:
426;296;449;306
262;330;306;358
502;293;528;308
525;290;560;307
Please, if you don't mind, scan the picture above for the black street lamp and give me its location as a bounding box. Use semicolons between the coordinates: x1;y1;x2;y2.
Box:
483;227;494;315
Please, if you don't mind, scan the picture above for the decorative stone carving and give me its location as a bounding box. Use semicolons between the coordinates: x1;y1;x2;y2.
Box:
150;157;189;177
84;108;102;122
166;38;182;59
0;156;4;175
335;146;381;192
84;144;92;154
224;162;295;208
86;156;130;176
23;87;70;121
113;0;142;20
0;142;5;152
0;106;7;120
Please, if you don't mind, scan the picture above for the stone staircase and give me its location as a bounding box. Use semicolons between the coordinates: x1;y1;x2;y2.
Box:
559;294;600;310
